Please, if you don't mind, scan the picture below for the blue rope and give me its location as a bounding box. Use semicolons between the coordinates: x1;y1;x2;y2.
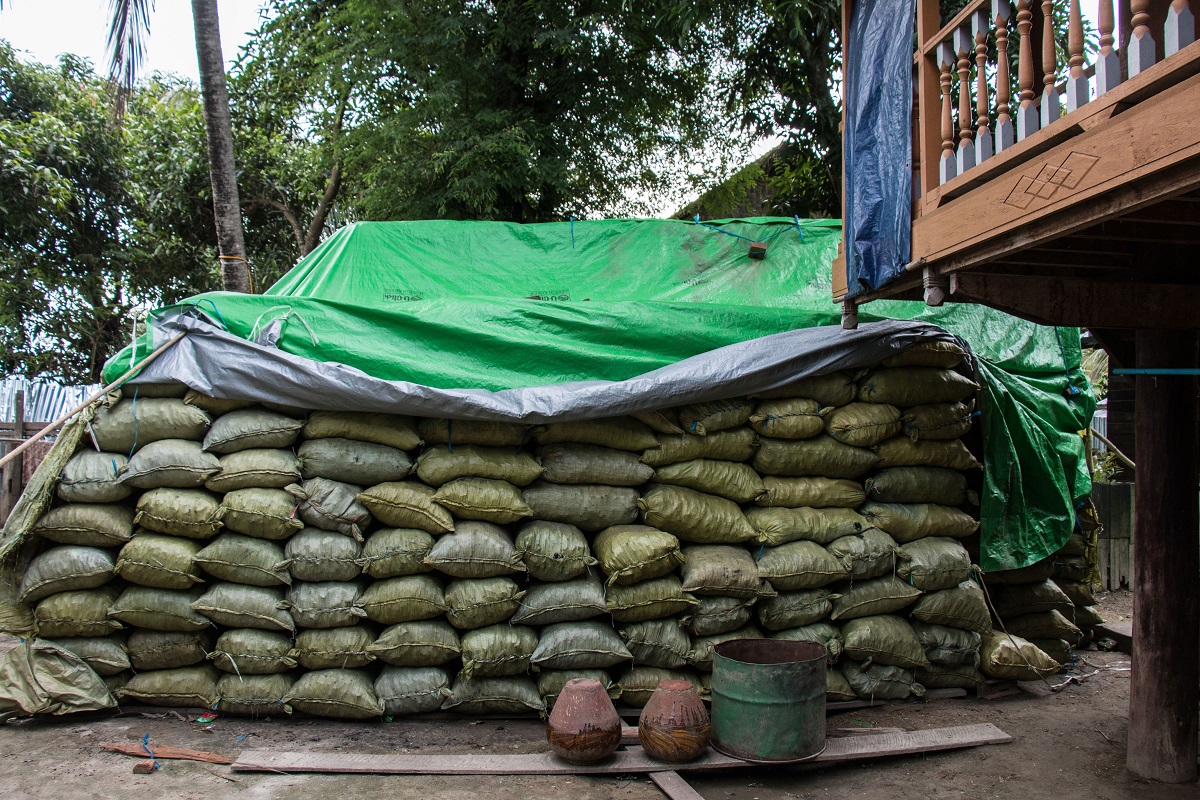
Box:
193;298;229;329
690;215;804;246
141;733;161;771
1053;328;1081;397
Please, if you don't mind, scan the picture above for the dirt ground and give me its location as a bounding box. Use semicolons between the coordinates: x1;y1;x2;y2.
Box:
1;590;1195;800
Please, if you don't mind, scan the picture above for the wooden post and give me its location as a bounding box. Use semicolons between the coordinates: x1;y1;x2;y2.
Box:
1127;329;1199;783
955;27;977;174
918;0;945;206
993;0;1015;151
938;42;958;184
973;10;994;162
1040;0;1061;122
1095;0;1123;94
1165;0;1196;54
1066;0;1090;110
1128;0;1158;75
1016;0;1040;138
0;390;24;525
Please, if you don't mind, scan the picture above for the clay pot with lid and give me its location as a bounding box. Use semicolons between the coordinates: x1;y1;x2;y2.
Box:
546;678;622;765
638;679;711;762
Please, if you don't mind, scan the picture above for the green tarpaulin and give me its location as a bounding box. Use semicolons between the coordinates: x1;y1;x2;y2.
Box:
103;218;1095;571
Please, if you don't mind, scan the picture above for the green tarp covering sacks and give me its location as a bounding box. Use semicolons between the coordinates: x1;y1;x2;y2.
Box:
0;218;1097;717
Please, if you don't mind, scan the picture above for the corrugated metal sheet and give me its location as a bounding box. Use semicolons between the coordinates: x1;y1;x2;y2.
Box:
0;378;100;423
1091;407;1108;452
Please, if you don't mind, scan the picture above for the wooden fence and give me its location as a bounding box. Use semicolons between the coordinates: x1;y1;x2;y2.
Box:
0;390;54;526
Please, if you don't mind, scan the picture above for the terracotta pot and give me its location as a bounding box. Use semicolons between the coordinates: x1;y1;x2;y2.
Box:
638;679;711;762
546;678;622;765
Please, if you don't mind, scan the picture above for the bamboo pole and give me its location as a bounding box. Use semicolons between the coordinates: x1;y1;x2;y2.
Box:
0;331;188;471
1090;426;1136;469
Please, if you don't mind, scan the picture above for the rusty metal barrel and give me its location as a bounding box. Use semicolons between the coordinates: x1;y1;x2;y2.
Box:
710;639;827;763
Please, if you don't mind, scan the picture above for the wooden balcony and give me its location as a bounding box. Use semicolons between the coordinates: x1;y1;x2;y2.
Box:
836;0;1200;332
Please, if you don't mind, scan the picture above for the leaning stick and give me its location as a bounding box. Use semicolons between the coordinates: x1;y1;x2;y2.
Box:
0;331;188;471
1089;426;1136;470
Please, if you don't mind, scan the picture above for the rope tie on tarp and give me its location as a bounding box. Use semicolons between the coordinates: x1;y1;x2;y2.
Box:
690;215;805;244
250;306;320;347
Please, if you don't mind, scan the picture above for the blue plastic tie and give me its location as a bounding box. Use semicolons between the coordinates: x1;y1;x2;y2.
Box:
193;298;229;330
141;733;161;771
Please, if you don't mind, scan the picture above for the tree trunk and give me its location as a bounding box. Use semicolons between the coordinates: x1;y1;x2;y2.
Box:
192;0;250;293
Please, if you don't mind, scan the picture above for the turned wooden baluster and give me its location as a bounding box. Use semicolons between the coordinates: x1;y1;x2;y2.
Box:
1166;0;1196;55
1015;0;1039;139
1094;0;1121;94
938;41;957;183
973;9;993;161
1066;0;1089;111
955;27;976;173
1040;0;1061;123
1128;0;1157;76
993;0;1015;151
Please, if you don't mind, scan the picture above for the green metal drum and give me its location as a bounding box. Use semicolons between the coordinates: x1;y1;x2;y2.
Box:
710;639;827;763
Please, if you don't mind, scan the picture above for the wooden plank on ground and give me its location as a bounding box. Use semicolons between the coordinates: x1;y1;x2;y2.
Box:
650;770;706;800
101;742;234;764
231;723;1011;775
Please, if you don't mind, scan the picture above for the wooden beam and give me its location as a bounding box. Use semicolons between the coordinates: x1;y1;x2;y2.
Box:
948;273;1200;328
1127;330;1199;782
650;771;706;800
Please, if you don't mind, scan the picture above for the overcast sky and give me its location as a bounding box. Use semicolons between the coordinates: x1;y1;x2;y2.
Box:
0;0;271;81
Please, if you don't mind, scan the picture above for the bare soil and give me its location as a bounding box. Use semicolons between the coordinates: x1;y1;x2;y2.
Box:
1;590;1195;800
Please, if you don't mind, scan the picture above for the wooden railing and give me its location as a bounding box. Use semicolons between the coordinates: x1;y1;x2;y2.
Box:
915;0;1197;206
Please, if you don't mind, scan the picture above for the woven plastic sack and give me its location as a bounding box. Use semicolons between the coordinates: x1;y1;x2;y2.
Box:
857;367;978;406
376;666;452;715
220;488;305;540
443;577;523;629
209;628;297;674
753;436;880;479
749;398;826;440
983;560;1056;586
127;630;211;670
859;502;979;543
182;391;254;414
418;418;529;447
58;450;130;503
911;581;992;634
873;438;980;470
431;477;531;524
521;482;639;531
118;440;219;490
294;625;376;669
605;575;697;623
287;478;372;540
460;624;539;678
45;636;130;676
135;488;224;539
117;665;220;708
829;576;922;621
677;399;755;435
206;448;302;492
653;459;766;503
1051;555;1092;584
896;537;972;591
632;408;684;435
442;676;544;715
912;621;982;667
679;545;765;599
285;528;362;582
755;372;857;407
298;437;413;485
824;403;903;447
218;673;295;717
1030;638;1074;665
757;590;832;631
979;632;1060;680
841;615;929;669
619;619;692;668
881;340;967;369
195;533;291;586
360;528;435;579
841;660;924;700
424;521;525;578
1073;605;1105;627
19;546;114;604
128;382;188;398
535;417;659;451
287;580;365;628
826;668;857;701
756;541;849;590
511;572;607;625
191;583;294;632
531;620;633;670
34;586;123;638
638;485;755;544
917;663;985;689
689;625;763;672
356;482;455;534
772;621;844;661
747;507;869;547
756;477;865;509
91;398;211;454
615;667;704;707
515;521;595;582
864;466;969;505
284;668;384;719
538;669;619;709
683;596;757;636
640;428;757;467
593;525;682;586
540;443;652;486
354;576;447;625
1003;610;1082;642
416;444;541;487
901;401;973;441
33;504;134;548
368;620;461;666
826;529;900;581
115;534;203;589
303;411;421;451
203;408;302;453
1052;579;1097;609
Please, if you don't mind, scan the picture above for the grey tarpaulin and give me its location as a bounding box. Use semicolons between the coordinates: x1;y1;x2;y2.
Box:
126;311;965;423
